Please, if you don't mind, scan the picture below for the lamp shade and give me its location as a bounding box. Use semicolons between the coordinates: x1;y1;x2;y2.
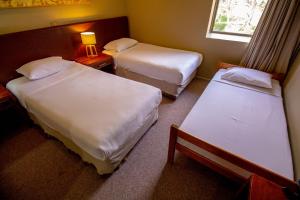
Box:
80;32;96;45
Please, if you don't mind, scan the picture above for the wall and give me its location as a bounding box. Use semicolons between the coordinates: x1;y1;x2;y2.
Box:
0;0;127;35
126;0;248;79
284;52;300;180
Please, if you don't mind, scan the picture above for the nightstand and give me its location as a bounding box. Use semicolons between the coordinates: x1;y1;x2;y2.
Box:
235;174;290;200
0;84;32;131
75;53;114;73
0;84;13;111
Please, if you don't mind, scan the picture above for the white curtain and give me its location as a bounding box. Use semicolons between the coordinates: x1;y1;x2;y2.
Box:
240;0;300;74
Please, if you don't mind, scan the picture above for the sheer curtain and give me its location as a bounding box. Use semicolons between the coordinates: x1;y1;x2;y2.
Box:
240;0;300;74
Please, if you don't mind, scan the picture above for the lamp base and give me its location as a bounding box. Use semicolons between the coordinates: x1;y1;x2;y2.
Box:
85;45;98;57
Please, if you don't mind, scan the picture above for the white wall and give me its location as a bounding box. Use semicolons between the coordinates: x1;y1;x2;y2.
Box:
126;0;248;79
0;0;127;34
284;53;300;180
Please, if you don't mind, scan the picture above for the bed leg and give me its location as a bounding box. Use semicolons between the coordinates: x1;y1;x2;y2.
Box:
167;125;178;164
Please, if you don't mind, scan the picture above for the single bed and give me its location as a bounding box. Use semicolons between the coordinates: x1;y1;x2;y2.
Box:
7;61;162;174
167;65;299;191
103;41;203;98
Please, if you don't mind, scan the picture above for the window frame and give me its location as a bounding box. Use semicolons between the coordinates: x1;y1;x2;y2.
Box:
209;0;261;37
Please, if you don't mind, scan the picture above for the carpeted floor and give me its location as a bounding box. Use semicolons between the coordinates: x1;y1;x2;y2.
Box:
0;78;239;200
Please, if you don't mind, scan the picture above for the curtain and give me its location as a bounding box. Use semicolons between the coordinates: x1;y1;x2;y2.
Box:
240;0;300;74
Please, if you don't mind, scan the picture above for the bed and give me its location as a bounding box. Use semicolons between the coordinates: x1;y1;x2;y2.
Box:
103;39;203;98
167;64;299;191
7;61;162;175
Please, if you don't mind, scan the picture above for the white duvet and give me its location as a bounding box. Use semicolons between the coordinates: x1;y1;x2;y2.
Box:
104;43;202;85
7;63;162;163
180;69;294;180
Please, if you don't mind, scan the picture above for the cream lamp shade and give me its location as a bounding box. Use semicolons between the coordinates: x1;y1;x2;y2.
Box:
81;32;96;45
80;32;98;57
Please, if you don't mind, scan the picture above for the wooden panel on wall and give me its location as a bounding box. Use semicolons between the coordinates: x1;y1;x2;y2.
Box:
0;16;129;85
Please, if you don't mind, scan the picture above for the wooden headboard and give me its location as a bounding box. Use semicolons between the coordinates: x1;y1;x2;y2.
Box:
0;16;129;85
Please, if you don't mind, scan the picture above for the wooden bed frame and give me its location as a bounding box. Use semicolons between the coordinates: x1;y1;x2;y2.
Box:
167;63;298;192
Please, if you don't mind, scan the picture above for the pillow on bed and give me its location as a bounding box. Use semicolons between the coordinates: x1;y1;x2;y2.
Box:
17;56;72;80
221;67;272;88
104;38;138;52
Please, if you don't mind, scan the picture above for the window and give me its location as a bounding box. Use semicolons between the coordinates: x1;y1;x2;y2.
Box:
210;0;268;36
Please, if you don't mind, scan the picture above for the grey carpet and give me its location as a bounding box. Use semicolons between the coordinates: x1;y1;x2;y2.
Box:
0;78;239;200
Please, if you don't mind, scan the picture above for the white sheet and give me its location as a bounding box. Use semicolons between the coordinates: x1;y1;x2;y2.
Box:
7;63;162;163
103;43;203;85
179;70;294;180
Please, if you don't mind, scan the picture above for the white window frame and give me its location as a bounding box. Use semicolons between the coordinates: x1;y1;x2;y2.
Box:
208;0;267;38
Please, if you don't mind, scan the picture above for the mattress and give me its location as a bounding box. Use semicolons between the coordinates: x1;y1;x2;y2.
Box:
29;106;158;174
103;43;203;85
7;63;162;168
115;67;197;98
179;69;294;180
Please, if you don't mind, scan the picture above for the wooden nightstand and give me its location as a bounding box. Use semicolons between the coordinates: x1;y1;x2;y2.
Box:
0;84;32;131
75;53;114;73
0;84;13;111
235;174;294;200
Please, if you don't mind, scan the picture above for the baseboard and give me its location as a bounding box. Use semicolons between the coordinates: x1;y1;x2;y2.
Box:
195;75;211;81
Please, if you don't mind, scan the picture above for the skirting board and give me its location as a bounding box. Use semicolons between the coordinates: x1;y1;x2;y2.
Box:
196;75;211;81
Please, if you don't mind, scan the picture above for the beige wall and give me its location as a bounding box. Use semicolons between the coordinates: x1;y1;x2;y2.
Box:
0;0;127;35
0;0;248;78
284;53;300;180
126;0;248;79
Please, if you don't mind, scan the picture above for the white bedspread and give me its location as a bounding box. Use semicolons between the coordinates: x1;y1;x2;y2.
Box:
180;70;294;180
7;63;162;163
103;43;202;85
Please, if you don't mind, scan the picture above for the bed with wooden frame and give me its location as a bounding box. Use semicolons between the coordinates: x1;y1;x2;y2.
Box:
167;62;299;192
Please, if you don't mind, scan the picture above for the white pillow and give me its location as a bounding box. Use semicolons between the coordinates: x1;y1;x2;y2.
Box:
17;56;72;80
104;38;138;52
221;67;272;88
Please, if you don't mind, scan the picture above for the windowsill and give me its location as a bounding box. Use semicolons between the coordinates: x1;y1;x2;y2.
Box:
206;32;251;43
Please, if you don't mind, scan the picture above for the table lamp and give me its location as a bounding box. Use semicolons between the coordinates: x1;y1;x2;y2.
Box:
80;32;98;57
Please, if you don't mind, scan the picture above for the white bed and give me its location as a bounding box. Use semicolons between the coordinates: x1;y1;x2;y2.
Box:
7;62;162;174
179;69;293;180
103;43;203;98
